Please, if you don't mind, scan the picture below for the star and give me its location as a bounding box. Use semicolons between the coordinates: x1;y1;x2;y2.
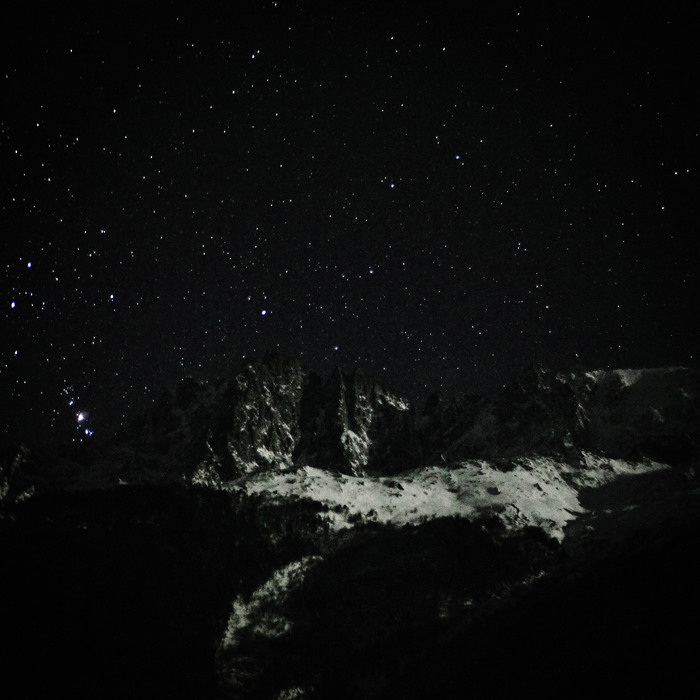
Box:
0;5;695;447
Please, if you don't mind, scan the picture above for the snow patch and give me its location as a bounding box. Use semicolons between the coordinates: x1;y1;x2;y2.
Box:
221;555;322;652
256;445;278;463
381;392;411;411
577;451;670;485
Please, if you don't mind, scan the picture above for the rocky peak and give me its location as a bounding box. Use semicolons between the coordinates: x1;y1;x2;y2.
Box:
108;356;419;483
575;367;700;461
292;366;417;475
419;365;700;464
3;361;697;502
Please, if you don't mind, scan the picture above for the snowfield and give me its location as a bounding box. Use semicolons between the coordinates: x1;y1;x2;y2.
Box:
234;455;673;542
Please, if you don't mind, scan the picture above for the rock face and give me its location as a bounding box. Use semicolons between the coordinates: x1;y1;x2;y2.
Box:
418;365;700;464
293;367;418;475
121;361;700;483
117;355;419;483
1;359;700;699
3;360;698;500
120;356;309;481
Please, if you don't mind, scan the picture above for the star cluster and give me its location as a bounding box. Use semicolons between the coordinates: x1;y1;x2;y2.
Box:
1;4;697;444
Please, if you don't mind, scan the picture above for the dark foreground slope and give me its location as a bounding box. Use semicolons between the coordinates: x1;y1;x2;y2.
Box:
0;486;329;698
2;487;699;699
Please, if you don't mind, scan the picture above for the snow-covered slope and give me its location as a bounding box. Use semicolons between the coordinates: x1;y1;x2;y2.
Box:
237;454;688;543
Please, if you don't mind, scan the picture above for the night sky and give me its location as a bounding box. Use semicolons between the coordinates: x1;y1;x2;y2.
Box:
2;3;698;446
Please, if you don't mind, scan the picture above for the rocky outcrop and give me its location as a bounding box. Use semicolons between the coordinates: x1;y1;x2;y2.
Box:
294;367;418;475
418;365;700;464
0;443;31;502
574;367;700;461
116;355;419;483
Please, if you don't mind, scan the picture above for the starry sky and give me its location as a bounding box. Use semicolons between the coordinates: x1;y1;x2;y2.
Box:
2;3;698;446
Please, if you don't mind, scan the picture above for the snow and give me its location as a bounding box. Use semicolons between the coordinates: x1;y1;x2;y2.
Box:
381;392;411;411
586;368;647;387
341;428;369;470
221;555;322;650
579;452;669;479
585;366;689;388
218;555;322;689
255;446;278;463
237;455;674;543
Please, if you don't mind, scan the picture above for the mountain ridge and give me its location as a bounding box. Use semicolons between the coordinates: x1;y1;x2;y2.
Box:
1;357;699;697
2;359;698;502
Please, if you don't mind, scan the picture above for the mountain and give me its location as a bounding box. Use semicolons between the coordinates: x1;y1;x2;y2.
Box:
115;355;417;481
419;364;700;463
1;359;699;698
